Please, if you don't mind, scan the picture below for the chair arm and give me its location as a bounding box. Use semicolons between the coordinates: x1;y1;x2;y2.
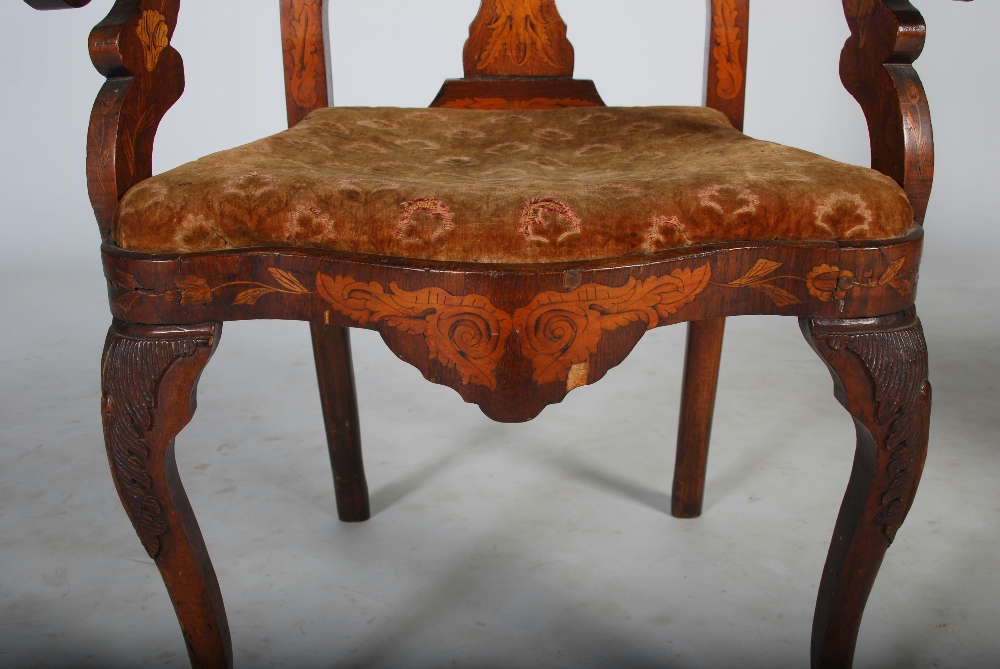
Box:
840;0;934;224
85;0;183;239
23;0;91;9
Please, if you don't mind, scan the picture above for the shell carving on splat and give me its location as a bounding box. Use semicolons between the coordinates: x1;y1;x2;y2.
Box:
136;10;169;72
465;0;574;77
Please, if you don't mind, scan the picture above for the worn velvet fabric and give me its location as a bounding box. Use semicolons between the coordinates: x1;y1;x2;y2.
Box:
114;106;913;263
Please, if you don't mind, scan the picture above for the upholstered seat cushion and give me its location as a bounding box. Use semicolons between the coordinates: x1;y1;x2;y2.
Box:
114;106;913;263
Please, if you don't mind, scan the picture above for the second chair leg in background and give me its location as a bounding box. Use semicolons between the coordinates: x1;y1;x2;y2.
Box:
311;322;370;522
672;317;726;519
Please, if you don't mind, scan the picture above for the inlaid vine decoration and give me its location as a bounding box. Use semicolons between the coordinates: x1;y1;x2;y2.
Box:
720;257;912;307
712;0;744;100
110;257;914;391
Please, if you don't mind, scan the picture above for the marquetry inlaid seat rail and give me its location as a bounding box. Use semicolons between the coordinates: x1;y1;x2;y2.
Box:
22;1;948;668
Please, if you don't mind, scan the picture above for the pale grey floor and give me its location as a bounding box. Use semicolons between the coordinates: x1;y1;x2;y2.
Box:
1;263;998;669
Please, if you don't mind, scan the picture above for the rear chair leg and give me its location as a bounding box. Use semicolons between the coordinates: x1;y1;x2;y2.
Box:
310;322;370;522
672;317;726;518
801;308;930;669
102;321;231;669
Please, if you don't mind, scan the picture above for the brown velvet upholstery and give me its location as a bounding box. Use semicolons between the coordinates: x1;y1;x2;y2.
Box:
114;106;913;263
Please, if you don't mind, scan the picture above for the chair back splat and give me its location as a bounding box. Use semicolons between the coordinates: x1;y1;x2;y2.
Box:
433;0;604;109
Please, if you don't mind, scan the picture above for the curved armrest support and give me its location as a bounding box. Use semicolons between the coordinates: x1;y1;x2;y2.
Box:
86;0;184;238
840;0;933;224
23;0;91;9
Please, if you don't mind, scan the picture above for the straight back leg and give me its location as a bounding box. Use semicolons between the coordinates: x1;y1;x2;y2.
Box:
672;317;726;518
801;309;931;668
310;322;370;522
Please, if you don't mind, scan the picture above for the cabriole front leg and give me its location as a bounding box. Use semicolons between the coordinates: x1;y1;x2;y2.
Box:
101;320;231;669
800;308;930;669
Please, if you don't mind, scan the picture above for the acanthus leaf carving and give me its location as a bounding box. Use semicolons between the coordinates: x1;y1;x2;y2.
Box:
102;331;212;558
818;317;929;541
513;264;711;386
316;274;513;391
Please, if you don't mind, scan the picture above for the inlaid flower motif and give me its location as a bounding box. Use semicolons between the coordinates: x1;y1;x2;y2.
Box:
177;276;212;305
807;264;855;302
136;10;169;72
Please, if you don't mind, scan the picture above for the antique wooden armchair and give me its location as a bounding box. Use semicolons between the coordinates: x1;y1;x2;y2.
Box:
27;0;943;667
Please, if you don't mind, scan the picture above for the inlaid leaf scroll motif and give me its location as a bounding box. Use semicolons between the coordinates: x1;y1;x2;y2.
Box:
466;0;573;77
283;0;323;109
513;265;711;386
316;274;513;390
712;0;744;100
721;257;913;307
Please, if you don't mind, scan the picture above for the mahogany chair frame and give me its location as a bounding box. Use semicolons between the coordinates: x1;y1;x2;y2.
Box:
26;0;943;667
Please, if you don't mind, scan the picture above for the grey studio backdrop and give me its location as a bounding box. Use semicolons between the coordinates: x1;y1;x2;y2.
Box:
1;2;997;668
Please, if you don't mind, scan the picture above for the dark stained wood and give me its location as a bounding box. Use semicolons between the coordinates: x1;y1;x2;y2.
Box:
840;0;934;223
279;0;330;127
672;317;726;519
22;0;91;8
801;308;930;668
276;0;371;521
18;0;945;665
463;0;574;78
673;0;751;519
102;320;231;669
431;77;604;110
310;322;370;522
86;0;185;237
102;232;924;423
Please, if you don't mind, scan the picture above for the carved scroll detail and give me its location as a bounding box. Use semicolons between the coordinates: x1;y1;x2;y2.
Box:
464;0;574;77
513;265;711;386
316;274;513;390
101;331;212;558
712;0;744;100
814;316;929;541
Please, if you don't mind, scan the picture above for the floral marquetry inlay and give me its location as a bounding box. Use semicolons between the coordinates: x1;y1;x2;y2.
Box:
720;257;913;307
465;0;574;78
513;265;711;387
316;274;513;391
136;10;169;72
